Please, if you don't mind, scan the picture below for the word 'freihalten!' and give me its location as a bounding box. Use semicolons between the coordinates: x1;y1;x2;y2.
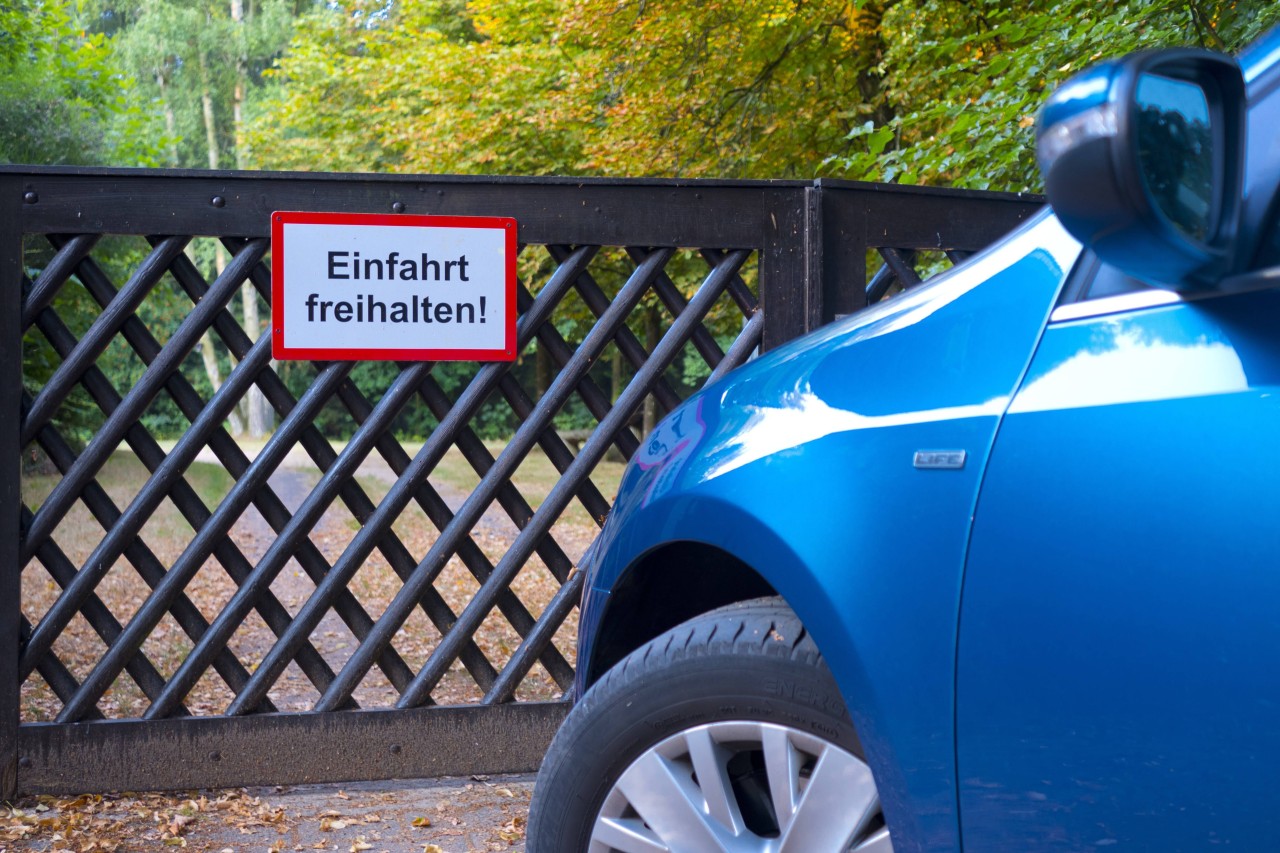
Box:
303;292;488;325
310;250;485;326
327;250;470;281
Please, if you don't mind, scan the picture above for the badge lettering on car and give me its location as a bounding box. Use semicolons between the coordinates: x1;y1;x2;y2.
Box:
913;450;967;470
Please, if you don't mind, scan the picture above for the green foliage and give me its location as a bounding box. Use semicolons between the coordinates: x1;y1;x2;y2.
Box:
563;0;886;178
246;0;588;173
829;0;1280;191
21;280;103;449
248;0;882;179
0;0;159;166
252;0;1280;191
13;2;1279;189
274;358;528;441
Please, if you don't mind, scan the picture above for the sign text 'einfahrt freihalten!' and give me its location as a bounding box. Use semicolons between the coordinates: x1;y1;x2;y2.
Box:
271;211;517;361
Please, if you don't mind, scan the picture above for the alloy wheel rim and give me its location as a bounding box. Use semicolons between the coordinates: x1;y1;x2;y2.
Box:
588;720;892;853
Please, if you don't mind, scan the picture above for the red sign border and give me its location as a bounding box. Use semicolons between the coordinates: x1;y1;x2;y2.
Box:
271;210;518;362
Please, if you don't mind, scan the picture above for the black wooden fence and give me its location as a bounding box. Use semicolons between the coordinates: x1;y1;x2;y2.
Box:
0;167;1041;797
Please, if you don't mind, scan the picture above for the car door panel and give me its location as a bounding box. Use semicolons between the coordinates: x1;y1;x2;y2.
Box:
957;288;1280;849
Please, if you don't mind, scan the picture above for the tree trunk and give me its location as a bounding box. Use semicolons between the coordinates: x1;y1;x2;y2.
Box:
171;69;241;433
611;347;623;403
197;43;233;374
189;248;246;436
154;67;179;168
231;0;271;437
210;246;247;436
642;306;659;438
197;45;232;291
535;343;550;402
231;0;247;163
241;282;269;437
198;50;219;170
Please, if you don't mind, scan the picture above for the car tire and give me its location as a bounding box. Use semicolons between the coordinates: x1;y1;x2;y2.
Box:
527;597;892;852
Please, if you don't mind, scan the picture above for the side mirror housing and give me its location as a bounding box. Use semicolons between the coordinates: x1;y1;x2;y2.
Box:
1037;49;1246;288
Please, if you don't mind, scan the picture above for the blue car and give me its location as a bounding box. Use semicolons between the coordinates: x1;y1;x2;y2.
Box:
529;28;1280;853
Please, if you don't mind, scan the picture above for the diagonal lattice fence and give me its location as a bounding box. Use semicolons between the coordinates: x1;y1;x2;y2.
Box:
1;169;1041;795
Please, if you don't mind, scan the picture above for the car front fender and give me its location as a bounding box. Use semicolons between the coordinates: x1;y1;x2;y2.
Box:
578;211;1079;852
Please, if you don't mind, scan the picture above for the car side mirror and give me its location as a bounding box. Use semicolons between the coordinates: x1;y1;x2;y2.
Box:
1037;49;1246;289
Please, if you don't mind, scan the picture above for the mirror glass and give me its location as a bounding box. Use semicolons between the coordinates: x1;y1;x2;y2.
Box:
1135;72;1214;241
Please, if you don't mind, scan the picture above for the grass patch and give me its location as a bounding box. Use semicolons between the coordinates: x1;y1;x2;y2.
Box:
359;439;627;530
161;435;627;526
22;452;235;533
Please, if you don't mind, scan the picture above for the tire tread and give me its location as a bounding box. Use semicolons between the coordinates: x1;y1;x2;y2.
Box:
528;596;855;853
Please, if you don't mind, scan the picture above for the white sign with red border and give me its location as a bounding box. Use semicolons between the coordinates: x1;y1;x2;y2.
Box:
271;211;517;361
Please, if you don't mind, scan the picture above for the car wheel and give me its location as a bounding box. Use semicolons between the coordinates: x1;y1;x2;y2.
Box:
528;597;891;852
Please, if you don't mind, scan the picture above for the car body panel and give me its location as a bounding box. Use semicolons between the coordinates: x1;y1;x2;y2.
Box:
579;213;1080;851
957;287;1280;848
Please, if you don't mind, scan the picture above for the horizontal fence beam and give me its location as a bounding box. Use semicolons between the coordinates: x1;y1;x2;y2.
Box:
5;168;1041;253
10;170;794;247
16;701;569;794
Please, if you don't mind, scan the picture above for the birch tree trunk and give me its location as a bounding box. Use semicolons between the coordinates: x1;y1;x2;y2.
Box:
231;0;271;438
197;45;247;435
155;67;180;168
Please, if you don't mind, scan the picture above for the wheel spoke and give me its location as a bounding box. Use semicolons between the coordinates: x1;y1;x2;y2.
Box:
617;748;728;850
852;826;894;853
778;744;880;852
762;725;802;826
685;726;745;835
590;815;672;853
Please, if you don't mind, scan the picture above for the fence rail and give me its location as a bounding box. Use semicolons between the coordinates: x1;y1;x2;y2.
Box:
1;166;1041;796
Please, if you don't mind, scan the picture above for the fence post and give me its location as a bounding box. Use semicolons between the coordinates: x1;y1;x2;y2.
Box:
759;186;823;350
1;176;23;801
818;181;869;323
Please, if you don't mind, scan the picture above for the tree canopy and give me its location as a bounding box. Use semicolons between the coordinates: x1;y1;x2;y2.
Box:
242;0;1280;192
0;0;158;166
6;0;1280;188
832;0;1280;190
6;0;1280;443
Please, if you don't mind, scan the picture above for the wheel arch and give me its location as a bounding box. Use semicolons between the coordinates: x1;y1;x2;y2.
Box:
582;540;778;687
